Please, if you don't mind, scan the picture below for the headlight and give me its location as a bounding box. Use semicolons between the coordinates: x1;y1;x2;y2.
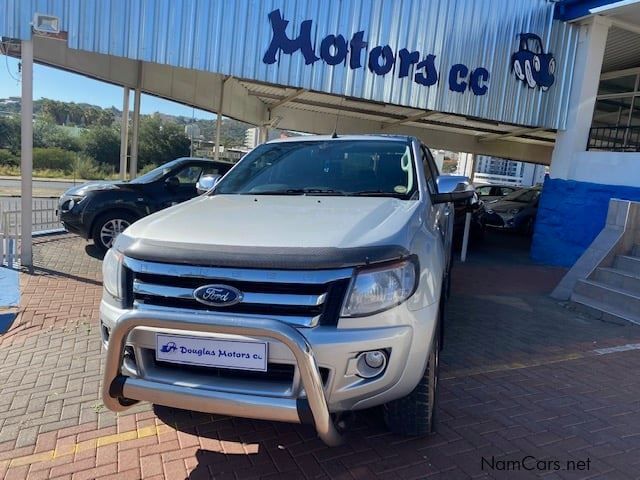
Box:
103;248;124;299
60;196;85;212
341;259;418;317
508;208;522;214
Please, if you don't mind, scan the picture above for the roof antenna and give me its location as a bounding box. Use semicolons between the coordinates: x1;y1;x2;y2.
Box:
331;98;343;138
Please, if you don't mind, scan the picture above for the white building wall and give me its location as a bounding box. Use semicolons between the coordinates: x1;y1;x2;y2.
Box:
472;155;546;186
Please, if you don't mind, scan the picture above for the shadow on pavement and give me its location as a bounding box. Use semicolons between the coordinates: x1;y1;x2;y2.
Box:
85;243;105;260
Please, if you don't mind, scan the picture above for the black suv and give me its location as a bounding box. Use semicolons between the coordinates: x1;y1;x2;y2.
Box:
58;157;233;251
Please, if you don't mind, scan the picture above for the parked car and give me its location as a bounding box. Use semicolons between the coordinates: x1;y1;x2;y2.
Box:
475;184;517;203
99;135;474;446
481;187;541;235
57;157;233;251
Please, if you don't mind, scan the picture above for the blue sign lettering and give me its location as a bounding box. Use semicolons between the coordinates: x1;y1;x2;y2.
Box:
470;68;490;95
449;64;468;92
320;34;348;66
263;9;493;96
368;45;395;75
263;9;319;65
349;31;368;69
414;54;438;87
398;48;420;78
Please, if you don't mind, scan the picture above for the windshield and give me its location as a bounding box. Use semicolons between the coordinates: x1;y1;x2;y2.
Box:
213;140;417;199
130;159;182;184
501;189;540;203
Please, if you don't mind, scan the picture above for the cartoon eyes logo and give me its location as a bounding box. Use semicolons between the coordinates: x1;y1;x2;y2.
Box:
511;33;555;91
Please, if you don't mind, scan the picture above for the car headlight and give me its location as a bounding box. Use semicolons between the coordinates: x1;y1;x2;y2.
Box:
103;248;124;299
509;208;522;215
60;196;85;212
341;259;418;317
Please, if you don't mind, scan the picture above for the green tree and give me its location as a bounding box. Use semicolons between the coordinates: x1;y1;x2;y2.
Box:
138;115;190;168
0;116;20;153
82;125;121;168
33;121;82;151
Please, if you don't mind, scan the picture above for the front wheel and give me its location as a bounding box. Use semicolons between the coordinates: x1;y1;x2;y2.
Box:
92;212;136;251
384;314;441;436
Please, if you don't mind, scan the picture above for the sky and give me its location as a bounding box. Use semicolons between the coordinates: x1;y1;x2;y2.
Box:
0;56;216;120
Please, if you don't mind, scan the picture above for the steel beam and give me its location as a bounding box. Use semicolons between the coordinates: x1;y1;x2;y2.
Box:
479;127;547;143
119;87;130;180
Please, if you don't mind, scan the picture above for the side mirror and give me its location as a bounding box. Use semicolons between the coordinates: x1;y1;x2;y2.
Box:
196;174;222;194
165;176;179;189
433;175;475;204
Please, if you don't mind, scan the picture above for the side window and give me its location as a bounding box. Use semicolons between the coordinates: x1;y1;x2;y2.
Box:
500;187;514;196
476;186;492;196
202;165;222;176
175;165;203;184
420;146;438;195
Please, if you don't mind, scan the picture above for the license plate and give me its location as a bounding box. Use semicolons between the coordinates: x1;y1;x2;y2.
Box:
155;334;268;372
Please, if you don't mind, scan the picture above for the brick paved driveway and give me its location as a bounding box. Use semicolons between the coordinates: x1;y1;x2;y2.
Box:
1;233;640;479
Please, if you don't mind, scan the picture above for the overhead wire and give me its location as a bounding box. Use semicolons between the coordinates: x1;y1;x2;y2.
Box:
0;41;21;83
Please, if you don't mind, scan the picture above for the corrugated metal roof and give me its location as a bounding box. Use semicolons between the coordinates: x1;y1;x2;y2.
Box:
602;26;640;72
1;0;578;129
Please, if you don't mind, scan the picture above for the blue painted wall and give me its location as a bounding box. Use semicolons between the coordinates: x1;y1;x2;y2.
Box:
531;177;640;267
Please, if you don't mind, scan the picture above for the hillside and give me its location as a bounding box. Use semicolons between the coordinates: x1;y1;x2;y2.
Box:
0;97;252;148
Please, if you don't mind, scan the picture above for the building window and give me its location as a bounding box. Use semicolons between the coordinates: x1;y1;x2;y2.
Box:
589;72;640;151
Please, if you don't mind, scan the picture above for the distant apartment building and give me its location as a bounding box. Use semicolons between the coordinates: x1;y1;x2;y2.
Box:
456;154;547;187
244;127;259;149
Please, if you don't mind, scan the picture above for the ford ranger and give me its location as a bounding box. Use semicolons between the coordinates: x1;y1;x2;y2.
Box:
100;135;474;446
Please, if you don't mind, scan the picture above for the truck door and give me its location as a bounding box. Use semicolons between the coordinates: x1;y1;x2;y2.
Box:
420;145;452;259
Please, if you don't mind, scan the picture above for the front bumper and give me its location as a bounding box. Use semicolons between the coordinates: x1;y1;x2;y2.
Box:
102;310;344;446
100;300;438;445
483;211;517;229
58;206;91;238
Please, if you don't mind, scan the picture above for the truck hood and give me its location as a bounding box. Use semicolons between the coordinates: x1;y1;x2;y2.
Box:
118;195;422;268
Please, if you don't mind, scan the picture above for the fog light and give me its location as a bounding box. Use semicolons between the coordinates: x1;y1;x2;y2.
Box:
356;350;388;379
365;351;385;368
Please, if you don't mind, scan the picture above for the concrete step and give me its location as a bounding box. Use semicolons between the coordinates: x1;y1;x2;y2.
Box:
593;267;640;296
614;255;640;275
572;279;640;326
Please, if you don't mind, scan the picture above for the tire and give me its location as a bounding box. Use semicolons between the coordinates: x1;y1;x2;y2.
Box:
384;307;441;436
522;217;534;236
92;211;137;251
524;60;537;88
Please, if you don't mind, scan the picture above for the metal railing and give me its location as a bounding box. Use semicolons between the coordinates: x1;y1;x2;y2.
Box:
0;198;62;267
587;126;640;152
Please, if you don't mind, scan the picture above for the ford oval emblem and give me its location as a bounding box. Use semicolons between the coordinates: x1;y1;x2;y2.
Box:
193;284;243;307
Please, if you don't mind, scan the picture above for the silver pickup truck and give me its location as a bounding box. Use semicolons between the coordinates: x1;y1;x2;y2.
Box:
100;135;473;446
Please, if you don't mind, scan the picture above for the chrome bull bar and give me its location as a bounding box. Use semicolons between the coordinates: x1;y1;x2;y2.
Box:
101;310;344;446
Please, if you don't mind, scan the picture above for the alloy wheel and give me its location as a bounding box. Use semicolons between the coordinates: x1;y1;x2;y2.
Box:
100;218;130;249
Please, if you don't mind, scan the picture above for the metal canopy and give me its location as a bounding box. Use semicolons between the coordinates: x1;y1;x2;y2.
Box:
3;36;555;165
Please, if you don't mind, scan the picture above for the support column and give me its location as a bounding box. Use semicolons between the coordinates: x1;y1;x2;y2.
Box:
20;40;33;268
550;17;610;179
214;78;225;161
129;88;141;179
258;126;268;144
119;87;130;180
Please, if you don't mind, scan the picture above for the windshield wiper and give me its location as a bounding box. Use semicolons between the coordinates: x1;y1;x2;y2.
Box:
249;188;348;196
349;190;404;197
